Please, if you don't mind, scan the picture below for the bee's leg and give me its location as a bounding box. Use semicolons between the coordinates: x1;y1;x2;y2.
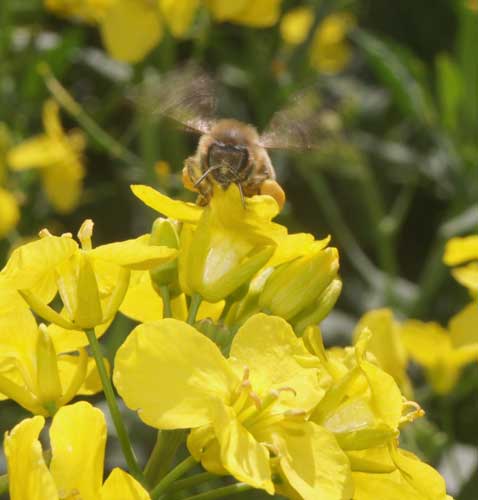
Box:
182;156;199;192
183;156;213;205
260;180;286;210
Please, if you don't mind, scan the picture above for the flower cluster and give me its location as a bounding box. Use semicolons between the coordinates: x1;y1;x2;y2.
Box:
45;0;284;62
0;182;453;499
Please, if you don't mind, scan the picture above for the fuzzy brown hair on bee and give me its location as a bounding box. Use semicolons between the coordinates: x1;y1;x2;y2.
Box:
182;119;284;208
136;65;331;211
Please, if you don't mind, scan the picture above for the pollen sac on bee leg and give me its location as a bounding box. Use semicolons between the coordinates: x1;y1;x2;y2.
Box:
260;180;286;210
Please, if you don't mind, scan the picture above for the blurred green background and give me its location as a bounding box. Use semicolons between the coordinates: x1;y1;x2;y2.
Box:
1;0;478;498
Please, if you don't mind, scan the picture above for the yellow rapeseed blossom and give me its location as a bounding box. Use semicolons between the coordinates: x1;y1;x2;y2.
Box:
132;183;316;303
114;314;353;498
207;0;282;27
4;401;150;499
305;328;450;499
44;0;114;22
401;304;478;394
280;8;354;73
0;188;19;239
444;235;478;297
1;219;176;330
8;99;86;214
0;285;104;415
353;308;413;397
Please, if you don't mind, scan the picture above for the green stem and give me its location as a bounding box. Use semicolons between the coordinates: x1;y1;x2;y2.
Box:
0;474;8;495
38;64;142;167
159;285;173;318
150;455;197;499
144;430;186;487
85;329;142;481
187;293;202;325
181;482;252;500
163;472;217;494
296;165;381;288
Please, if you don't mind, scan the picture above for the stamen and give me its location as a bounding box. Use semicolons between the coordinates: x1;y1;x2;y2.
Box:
39;228;53;238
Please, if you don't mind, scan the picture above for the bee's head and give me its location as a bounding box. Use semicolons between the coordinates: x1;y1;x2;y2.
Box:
204;119;257;187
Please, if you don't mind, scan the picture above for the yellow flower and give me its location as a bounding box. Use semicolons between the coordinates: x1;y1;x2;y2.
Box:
280;9;354;74
280;6;314;45
1;219;177;330
47;0;284;63
443;235;478;297
132;184;285;302
352;444;450;500
353;309;412;397
304;328;451;498
0;296;103;415
8;99;86;214
207;0;283;27
0;187;19;239
401;304;478;394
114;313;353;498
4;401;150;499
310;13;354;73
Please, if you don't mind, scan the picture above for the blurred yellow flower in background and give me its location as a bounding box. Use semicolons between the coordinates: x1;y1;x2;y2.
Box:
46;0;285;62
444;235;478;297
280;8;354;73
0;124;19;239
401;304;478;394
0;188;19;239
8;99;86;214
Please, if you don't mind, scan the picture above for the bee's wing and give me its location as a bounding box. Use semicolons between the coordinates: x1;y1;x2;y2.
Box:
258;90;339;150
132;64;217;135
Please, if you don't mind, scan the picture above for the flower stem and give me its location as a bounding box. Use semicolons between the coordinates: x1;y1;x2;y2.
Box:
180;482;252;500
187;293;202;325
0;473;8;495
159;285;173;318
163;472;217;494
38;63;142;168
144;429;186;487
85;328;143;481
150;455;197;499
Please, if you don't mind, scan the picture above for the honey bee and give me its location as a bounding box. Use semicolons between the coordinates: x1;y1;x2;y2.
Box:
136;66;331;209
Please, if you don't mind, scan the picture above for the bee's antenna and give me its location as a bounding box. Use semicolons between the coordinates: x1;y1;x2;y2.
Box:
194;165;222;187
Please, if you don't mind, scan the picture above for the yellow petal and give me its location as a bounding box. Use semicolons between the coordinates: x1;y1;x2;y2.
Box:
206;0;248;20
42;160;84;214
280;6;314;45
443;235;478;265
8;136;66;170
451;263;478;292
160;0;199;37
401;320;450;367
4;415;58;500
120;270;164;322
1;235;78;291
0;187;20;238
89;234;177;270
42;99;64;140
113;319;237;429
449;303;478;347
230;314;322;411
49;402;106;500
101;468;150;500
216;0;282;27
353;309;410;394
131;184;202;223
100;0;163;62
57;354;104;397
212;401;274;494
274;421;353;500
